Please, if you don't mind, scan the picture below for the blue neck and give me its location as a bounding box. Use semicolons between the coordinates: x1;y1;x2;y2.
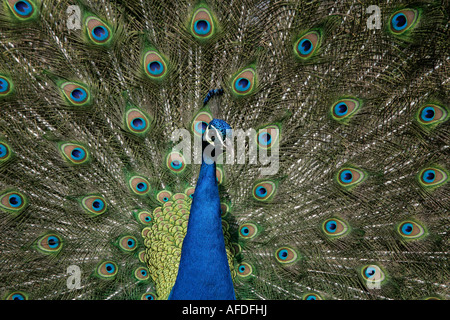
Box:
169;154;235;300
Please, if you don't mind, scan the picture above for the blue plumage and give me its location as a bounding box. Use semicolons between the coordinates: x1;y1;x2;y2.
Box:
170;119;235;300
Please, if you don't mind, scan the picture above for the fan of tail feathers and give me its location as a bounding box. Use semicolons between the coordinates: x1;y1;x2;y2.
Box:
0;0;448;300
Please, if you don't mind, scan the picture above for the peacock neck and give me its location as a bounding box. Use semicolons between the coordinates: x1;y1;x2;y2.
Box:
169;152;235;300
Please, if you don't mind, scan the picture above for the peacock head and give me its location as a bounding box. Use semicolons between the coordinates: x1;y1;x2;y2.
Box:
202;119;232;162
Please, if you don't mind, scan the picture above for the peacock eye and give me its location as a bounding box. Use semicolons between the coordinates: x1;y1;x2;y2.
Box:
397;220;426;240
231;67;256;96
190;8;215;39
337;167;366;189
294;31;320;59
418;167;447;189
59;143;89;165
184;187;195;199
97;261;118;278
125;108;150;135
166;152;186;173
137;211;152;225
129;176;151;195
191;111;213;137
331;98;361;122
6;291;27;300
256;125;280;150
0;190;28;214
37;234;63;254
303;293;322;300
7;0;37;20
390;9;418;34
197;121;208;134
322;218;349;238
361;265;385;283
417;104;448;127
142;292;156;300
0;76;13;96
134;267;150;280
236;262;253;277
259;132;271;145
239;223;258;239
81;195;107;216
85;17;112;45
143;51;168;80
131;118;145;130
0;141;11;161
252;181;277;201
119;236;138;252
60;82;91;106
275;246;299;264
157;190;173;204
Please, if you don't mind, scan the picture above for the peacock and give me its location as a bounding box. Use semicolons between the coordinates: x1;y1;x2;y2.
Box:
0;0;448;301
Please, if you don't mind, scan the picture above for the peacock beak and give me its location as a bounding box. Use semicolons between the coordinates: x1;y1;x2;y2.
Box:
204;125;226;150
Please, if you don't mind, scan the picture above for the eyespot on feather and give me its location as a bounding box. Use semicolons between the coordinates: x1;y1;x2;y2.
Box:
143;51;168;80
337;167;366;189
389;9;419;35
331;98;361;122
256;125;280;150
294;31;321;59
418;167;447;189
6;0;38;20
416;104;448;128
156;190;173;204
0;76;13;97
190;7;215;40
36;233;63;254
303;293;323;300
360;264;385;284
97;261;118;279
134;267;150;280
125;108;150;135
119;235;138;252
239;223;258;239
60;82;91;106
166;152;186;173
322;218;349;238
192;111;213;137
0;141;13;162
275;246;299;264
141;292;156;300
236;262;253;278
59;143;89;165
231;68;256;97
184;187;195;199
85;16;112;45
0;190;28;214
5;291;28;300
129;176;151;195
135;210;152;225
397;220;426;240
81;195;107;215
252;181;277;201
